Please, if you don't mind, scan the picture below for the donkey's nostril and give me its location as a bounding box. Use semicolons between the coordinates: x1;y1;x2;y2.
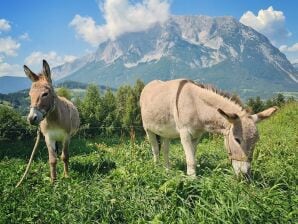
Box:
33;115;37;121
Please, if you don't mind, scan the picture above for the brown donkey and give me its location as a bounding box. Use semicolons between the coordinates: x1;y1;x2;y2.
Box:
24;60;80;182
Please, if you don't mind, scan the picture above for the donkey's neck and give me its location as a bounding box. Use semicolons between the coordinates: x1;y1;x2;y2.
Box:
45;96;60;123
195;86;243;113
203;111;231;135
193;86;244;134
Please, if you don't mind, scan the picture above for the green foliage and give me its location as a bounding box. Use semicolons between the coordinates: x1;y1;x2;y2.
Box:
78;80;145;137
56;87;71;100
0;102;297;223
79;84;102;137
247;93;295;113
247;96;265;113
0;105;34;141
100;89;117;135
0;90;30;116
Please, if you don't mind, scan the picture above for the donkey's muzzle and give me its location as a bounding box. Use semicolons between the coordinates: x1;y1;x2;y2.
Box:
232;160;252;178
27;108;44;125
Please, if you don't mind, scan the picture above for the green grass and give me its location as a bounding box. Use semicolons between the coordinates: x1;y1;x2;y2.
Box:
0;103;297;223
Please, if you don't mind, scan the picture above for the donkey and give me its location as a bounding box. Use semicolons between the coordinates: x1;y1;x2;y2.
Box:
140;79;277;177
24;60;80;182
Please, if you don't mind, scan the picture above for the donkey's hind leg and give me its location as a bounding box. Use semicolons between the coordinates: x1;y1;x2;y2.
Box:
61;137;70;178
146;130;160;163
45;135;57;182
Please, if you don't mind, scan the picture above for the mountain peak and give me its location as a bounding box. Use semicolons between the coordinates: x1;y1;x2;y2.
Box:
58;14;298;98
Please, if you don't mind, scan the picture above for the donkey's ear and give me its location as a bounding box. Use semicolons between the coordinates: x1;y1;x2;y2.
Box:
24;65;39;82
217;108;239;123
250;107;278;123
42;59;52;83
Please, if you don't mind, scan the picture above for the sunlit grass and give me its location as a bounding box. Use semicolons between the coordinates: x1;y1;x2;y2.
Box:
0;103;297;223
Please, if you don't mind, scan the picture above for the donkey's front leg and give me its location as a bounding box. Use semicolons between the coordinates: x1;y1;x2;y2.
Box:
146;130;160;163
61;137;70;178
45;135;57;182
180;129;196;176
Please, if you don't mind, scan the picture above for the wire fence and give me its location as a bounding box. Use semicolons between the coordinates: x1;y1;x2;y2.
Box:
0;126;144;130
0;125;147;143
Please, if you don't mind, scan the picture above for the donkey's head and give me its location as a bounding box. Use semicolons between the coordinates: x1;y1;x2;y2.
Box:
24;60;56;125
218;107;277;177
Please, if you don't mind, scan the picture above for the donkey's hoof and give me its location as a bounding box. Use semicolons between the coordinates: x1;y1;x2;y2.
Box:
63;173;70;179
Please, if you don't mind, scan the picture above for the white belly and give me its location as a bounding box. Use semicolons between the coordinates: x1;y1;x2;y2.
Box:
45;128;68;142
146;123;180;139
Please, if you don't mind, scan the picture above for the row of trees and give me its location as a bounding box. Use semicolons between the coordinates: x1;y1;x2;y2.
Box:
246;93;295;113
0;80;296;141
74;80;144;137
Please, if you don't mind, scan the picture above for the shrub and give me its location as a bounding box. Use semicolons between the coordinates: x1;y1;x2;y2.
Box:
0;105;34;141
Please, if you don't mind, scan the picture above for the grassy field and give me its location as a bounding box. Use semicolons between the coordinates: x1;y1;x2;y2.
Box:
0;103;297;223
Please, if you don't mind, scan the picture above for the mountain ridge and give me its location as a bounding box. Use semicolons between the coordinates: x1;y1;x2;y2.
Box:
2;15;297;98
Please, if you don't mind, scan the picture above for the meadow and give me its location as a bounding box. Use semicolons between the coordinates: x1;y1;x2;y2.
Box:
0;103;297;223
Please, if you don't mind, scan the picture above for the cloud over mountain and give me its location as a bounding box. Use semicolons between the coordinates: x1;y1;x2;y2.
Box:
280;43;298;53
240;6;290;44
70;0;170;46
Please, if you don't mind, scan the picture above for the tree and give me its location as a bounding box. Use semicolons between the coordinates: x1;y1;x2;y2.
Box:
56;87;71;100
117;80;145;136
273;93;285;107
247;96;265;113
79;84;102;137
101;89;117;135
115;85;132;129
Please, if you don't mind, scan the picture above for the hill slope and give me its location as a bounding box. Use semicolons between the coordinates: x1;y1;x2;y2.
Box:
0;76;31;94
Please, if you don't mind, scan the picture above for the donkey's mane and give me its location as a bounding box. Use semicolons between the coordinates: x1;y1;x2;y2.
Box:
175;79;246;118
188;80;245;108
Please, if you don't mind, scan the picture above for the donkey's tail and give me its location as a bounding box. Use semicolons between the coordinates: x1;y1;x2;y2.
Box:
16;127;41;188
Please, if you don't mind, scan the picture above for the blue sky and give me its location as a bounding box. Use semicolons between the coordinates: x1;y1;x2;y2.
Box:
0;0;298;77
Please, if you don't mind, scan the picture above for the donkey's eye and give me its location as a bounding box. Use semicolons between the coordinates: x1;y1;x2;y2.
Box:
42;92;49;97
235;138;241;144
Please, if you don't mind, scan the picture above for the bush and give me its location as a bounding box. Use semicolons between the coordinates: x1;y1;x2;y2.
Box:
0;105;35;141
56;87;72;100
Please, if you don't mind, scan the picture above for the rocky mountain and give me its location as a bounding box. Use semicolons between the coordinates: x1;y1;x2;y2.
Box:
52;53;95;80
293;63;298;71
57;15;298;99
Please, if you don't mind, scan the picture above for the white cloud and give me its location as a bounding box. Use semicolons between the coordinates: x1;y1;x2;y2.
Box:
0;19;11;32
0;37;21;56
0;57;22;76
279;43;298;53
19;32;30;41
240;6;291;44
70;15;108;46
70;0;170;46
63;55;78;63
25;51;77;68
279;43;298;65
